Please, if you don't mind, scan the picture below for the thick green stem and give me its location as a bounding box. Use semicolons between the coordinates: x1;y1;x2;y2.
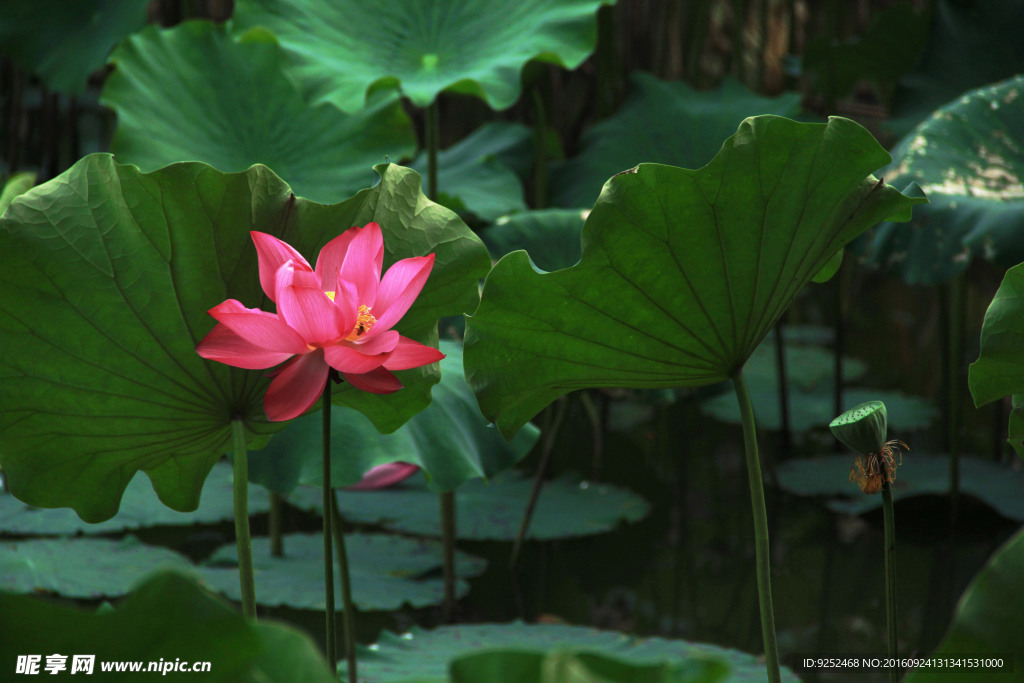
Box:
330;490;358;683
882;477;898;682
231;420;257;620
269;492;284;557
731;368;781;683
322;383;337;668
440;491;457;622
425;100;439;202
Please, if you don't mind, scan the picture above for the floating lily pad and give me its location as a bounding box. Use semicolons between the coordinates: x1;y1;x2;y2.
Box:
248;341;539;495
197;533;486;611
0;537;192;599
863;75;1024;284
700;349;935;434
0;0;149;94
0;461;270;537
465;116;924;438
409;123;530;222
0;571;336;682
480;209;586;271
0;157;489;522
904;524;1024;682
357;622;800;682
449;649;730;683
775;454;1024;522
103;21;416;205
288;470;649;541
232;0;613;111
549;73;803;209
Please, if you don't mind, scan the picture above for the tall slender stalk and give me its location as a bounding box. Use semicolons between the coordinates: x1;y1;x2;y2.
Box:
330;490;358;683
731;368;781;683
881;476;898;683
425;100;439;202
321;382;337;668
440;491;457;622
231;419;257;620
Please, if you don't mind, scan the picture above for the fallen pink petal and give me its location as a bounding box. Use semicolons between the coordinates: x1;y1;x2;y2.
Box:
196;223;445;420
345;462;420;491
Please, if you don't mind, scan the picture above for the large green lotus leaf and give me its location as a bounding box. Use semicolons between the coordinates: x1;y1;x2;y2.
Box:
775;454;1024;522
232;0;613;111
248;342;539;495
358;623;800;682
102;21;415;206
408;122;531;222
0;461;270;536
887;0;1024;138
450;649;730;683
465;116;925;438
861;76;1024;284
904;524;1024;682
287;470;649;541
481;209;587;271
549;73;803;209
0;172;36;217
969;263;1024;432
0;156;490;522
197;533;486;611
0;537;192;598
0;0;149;94
0;571;336;683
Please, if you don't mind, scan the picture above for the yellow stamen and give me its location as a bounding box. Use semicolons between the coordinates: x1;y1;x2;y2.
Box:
347;304;376;340
324;291;336;301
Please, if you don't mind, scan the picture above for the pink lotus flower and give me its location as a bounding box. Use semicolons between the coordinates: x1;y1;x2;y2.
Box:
196;223;445;421
346;462;420;490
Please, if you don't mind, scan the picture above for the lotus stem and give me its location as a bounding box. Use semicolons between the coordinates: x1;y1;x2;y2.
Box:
321;381;337;669
440;490;457;622
269;492;284;557
230;419;257;621
330;490;358;683
882;475;898;683
425;100;439;201
731;368;781;683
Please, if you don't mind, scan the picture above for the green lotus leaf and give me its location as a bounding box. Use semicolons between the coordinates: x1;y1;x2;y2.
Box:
481;209;586;271
0;462;270;536
549;73;803;209
197;533;487;611
862;75;1024;284
450;649;730;683
0;156;490;521
465;116;925;438
102;21;416;205
0;571;335;682
0;172;36;217
0;537;192;598
357;622;800;682
232;0;614;111
0;0;149;94
775;454;1024;522
249;341;538;494
287;470;649;541
887;0;1024;138
903;524;1024;682
969;262;1024;413
409;122;531;222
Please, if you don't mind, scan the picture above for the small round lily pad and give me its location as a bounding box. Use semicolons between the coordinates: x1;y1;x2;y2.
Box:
196;533;487;611
287;471;650;541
